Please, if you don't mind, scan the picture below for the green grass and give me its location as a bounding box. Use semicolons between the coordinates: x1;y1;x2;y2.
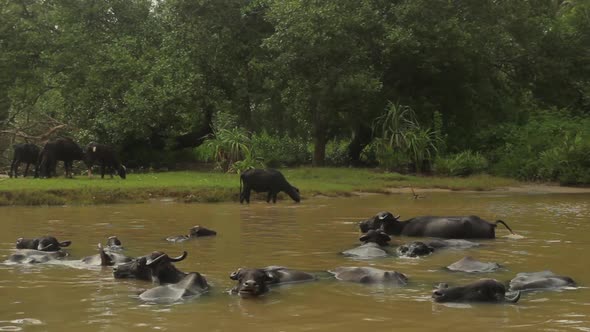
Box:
0;168;521;206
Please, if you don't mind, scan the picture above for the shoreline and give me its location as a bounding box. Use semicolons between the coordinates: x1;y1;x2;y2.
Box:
0;168;588;206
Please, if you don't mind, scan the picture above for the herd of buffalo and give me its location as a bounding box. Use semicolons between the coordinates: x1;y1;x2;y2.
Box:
9;138;126;179
5;144;579;304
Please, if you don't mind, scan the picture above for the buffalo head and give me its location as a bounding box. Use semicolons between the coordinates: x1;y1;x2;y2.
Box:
113;251;187;283
230;268;276;297
358;211;402;234
359;229;391;246
432;279;520;303
189;225;217;237
118;165;127;179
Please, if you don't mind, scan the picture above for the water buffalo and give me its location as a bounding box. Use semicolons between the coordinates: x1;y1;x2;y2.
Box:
84;143;126;179
113;251;188;284
445;256;501;273
432;279;520;303
359;212;515;239
341;230;391;259
239;169;300;204
6;249;68;264
105;236;124;251
427;239;480;249
396;241;434;258
509;271;576;292
37;137;85;178
139;272;209;303
166;225;217;243
328;267;408;285
230;266;315;297
10;143;40;178
16;236;72;252
81;243;132;266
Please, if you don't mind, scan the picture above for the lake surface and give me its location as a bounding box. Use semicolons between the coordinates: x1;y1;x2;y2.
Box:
1;192;589;331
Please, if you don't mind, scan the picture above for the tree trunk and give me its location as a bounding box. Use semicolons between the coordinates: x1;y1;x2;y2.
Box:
347;125;372;165
313;134;326;166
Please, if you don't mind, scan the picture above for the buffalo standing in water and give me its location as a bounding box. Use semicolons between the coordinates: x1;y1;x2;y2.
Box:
359;212;515;239
432;279;520;303
239;169;300;204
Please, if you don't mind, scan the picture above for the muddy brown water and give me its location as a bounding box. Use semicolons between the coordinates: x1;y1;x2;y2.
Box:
1;193;589;331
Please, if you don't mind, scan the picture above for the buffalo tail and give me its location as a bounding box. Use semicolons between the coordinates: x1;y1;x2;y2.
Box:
495;220;515;234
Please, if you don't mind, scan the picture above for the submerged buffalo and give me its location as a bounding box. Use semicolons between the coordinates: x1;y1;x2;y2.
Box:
230;266;315;297
113;251;188;283
166;226;217;243
239;169;300;204
396;241;434;258
359;212;515;239
432;279;520;303
139;272;209;303
16;236;72;252
329;267;408;285
445;256;501;273
6;249;68;264
509;271;576;292
341;230;391;259
81;243;132;266
427;239;481;249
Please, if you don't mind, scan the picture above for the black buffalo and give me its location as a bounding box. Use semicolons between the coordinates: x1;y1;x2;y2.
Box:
37;137;85;178
359;212;514;239
230;266;315;297
239;169;300;204
113;251;188;284
166;225;217;243
84;143;126;179
432;279;520;303
10;143;40;178
16;236;72;252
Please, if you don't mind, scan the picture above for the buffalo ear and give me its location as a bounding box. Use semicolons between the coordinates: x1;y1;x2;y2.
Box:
59;240;72;247
230;269;242;280
359;234;369;242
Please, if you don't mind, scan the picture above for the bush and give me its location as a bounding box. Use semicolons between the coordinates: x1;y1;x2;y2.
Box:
434;151;488;176
489;110;590;184
250;131;310;167
325;139;350;166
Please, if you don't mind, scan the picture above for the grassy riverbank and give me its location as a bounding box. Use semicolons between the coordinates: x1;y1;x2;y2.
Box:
0;168;522;206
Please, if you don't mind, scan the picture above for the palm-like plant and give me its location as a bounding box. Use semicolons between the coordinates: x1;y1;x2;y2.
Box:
371;102;440;173
204;127;252;172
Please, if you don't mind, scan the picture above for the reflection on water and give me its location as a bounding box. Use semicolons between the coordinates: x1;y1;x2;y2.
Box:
0;192;589;331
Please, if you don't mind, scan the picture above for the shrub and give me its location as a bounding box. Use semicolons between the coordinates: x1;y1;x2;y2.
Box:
434;151;488;176
250;131;310;167
325;139;350;166
489;110;590;184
